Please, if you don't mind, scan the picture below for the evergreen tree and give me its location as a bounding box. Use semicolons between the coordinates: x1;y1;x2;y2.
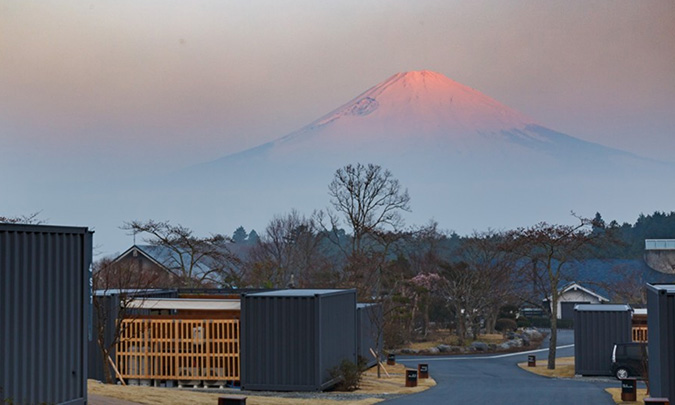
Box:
592;212;605;233
247;229;260;244
233;226;248;244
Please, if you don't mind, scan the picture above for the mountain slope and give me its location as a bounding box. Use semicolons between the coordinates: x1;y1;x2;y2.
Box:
164;70;675;239
202;70;639;173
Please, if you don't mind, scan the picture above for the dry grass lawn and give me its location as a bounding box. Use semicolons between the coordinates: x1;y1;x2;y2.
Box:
406;332;505;350
407;341;441;350
516;356;575;378
89;382;381;405
478;333;506;345
359;363;436;394
88;363;435;405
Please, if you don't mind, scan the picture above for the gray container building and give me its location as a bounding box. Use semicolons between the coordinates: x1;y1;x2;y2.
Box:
356;303;382;368
240;289;357;391
0;224;93;405
573;304;632;376
647;284;675;403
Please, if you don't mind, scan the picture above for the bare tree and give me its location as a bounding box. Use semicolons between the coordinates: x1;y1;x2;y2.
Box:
327;163;411;256
321;163;411;295
122;220;240;288
244;210;334;288
457;230;517;335
505;215;601;369
317;163;412;377
0;212;44;224
597;263;647;306
402;221;447;337
437;260;487;345
92;257;155;384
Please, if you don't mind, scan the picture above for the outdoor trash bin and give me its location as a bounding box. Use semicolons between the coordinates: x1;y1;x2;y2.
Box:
387;353;396;365
406;369;418;387
418;363;429;379
620;378;636;402
528;355;536;367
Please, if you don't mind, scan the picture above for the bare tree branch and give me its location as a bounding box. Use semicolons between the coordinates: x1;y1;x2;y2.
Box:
121;220;240;288
327;163;411;255
503;214;602;370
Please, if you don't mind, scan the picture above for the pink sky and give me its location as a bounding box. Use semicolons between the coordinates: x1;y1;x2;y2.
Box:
1;1;673;172
1;1;674;253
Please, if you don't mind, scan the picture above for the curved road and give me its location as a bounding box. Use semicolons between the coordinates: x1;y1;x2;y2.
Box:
383;330;616;404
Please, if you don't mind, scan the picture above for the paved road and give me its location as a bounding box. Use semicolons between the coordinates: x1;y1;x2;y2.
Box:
383;330;616;405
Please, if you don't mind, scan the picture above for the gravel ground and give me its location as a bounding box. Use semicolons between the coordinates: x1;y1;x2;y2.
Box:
181;387;405;401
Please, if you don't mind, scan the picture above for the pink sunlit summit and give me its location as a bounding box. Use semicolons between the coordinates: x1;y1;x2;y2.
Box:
317;70;536;133
215;70;627;167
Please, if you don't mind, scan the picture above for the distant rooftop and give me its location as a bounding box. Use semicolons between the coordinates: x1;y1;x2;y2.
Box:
128;298;240;311
647;284;675;293
247;289;351;297
645;239;675;250
574;304;632;312
94;288;174;297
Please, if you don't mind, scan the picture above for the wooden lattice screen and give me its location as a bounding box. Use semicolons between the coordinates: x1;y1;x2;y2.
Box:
632;326;648;343
116;319;240;382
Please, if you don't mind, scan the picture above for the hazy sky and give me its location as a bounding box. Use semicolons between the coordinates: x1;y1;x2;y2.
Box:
2;1;673;171
1;1;674;252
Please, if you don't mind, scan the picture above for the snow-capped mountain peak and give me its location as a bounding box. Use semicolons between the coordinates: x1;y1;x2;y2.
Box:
303;70;535;134
168;70;674;248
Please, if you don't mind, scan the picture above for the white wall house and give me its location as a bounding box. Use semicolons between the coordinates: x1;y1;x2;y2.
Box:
547;282;609;320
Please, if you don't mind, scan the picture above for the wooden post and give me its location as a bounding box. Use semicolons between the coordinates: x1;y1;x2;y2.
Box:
108;355;126;386
369;348;390;377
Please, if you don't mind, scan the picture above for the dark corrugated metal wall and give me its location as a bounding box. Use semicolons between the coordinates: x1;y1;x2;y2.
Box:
647;284;675;403
88;293;120;383
573;306;632;375
242;295;317;390
241;290;356;391
356;303;382;368
318;293;357;386
0;224;92;405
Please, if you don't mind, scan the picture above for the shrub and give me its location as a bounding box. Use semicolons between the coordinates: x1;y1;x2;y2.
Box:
529;316;551;328
329;359;363;391
498;304;519;319
495;318;518;332
525;317;574;329
516;317;532;328
557;319;574;329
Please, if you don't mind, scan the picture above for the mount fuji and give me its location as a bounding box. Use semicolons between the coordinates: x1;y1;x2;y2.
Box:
201;70;638;172
165;70;672;237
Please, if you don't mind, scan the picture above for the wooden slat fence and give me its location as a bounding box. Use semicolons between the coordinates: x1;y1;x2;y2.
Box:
632;326;648;342
116;319;239;382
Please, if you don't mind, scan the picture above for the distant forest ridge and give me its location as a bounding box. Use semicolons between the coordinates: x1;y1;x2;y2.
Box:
231;211;675;261
584;211;675;259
